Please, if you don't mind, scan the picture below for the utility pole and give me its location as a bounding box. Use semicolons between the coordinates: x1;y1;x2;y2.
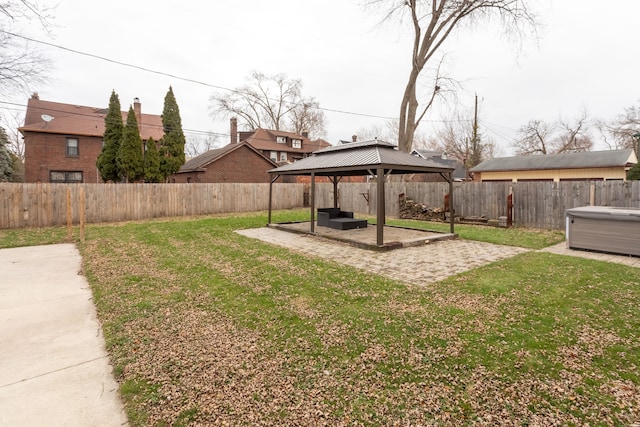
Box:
473;93;479;147
469;93;480;168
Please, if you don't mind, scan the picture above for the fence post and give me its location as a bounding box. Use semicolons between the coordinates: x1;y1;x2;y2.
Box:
66;187;72;241
507;186;513;228
79;186;86;242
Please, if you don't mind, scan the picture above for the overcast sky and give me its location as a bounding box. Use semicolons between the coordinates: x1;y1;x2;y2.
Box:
6;0;640;155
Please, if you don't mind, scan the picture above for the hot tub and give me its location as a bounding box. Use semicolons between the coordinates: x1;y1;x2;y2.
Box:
566;206;640;257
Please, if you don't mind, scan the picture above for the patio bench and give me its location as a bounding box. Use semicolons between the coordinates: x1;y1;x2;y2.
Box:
317;208;368;230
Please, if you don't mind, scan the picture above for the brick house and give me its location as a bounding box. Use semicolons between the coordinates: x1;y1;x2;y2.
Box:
172;141;279;183
230;118;331;164
20;95;163;183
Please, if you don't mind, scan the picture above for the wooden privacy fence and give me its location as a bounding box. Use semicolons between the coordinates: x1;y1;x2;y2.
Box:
2;181;638;230
0;183;304;229
319;180;640;230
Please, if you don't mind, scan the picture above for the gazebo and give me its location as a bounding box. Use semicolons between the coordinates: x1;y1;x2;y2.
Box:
267;140;456;247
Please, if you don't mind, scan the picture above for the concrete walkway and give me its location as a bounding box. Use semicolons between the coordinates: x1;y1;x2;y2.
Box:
237;228;530;285
0;244;128;427
237;228;639;286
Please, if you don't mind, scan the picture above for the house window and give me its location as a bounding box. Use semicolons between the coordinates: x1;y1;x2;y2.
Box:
279;152;287;162
292;139;302;149
276;136;287;144
50;171;83;183
66;138;79;157
270;151;277;161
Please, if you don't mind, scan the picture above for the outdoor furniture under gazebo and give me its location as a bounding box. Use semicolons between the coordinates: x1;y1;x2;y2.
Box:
267;140;456;248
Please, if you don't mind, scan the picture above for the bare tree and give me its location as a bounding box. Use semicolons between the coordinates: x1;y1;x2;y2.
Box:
0;109;25;158
0;1;54;95
184;132;220;158
554;109;593;153
513;110;593;155
354;119;400;143
210;71;327;139
513;119;556;155
430;109;495;167
368;0;536;152
596;101;640;156
289;100;327;139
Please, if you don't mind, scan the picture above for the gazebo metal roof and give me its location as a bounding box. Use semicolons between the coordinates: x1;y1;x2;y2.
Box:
269;140;454;176
267;140;456;247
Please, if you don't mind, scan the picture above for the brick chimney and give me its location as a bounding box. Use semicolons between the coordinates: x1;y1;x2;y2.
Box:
133;97;142;131
302;130;309;138
230;117;238;144
352;134;357;142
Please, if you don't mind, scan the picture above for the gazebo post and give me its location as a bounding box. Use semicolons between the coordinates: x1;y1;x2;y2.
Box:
376;167;384;246
310;172;316;233
333;175;338;208
268;176;273;224
449;171;454;234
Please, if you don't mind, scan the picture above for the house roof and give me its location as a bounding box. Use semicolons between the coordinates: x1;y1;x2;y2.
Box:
177;141;277;173
240;128;330;153
18;98;164;140
470;149;638;173
269;140;455;177
412;149;444;159
411;149;468;180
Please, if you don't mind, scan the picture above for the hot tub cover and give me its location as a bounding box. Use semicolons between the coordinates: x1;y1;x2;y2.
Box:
566;206;640;222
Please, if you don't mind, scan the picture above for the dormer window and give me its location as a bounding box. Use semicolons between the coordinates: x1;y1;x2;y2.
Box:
292;139;302;149
276;136;287;144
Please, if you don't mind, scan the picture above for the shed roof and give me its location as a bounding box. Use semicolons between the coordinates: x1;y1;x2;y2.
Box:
470;149;637;173
269;140;454;176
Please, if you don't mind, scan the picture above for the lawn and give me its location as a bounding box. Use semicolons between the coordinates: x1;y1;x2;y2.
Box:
1;211;639;426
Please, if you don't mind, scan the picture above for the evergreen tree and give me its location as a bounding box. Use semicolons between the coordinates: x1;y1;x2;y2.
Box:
0;127;14;182
97;91;124;182
143;137;162;183
117;106;144;183
628;162;640;180
9;152;24;182
159;86;186;181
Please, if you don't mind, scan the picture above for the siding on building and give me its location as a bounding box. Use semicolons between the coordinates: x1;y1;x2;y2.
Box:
475;166;627;182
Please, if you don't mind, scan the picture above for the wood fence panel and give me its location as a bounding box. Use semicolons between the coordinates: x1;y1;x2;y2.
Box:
0;183;305;229
1;181;638;230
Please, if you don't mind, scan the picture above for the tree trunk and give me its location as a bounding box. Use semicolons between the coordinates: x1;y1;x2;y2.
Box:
398;67;421;152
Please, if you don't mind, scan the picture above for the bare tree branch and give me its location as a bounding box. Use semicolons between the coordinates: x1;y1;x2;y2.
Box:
184;133;219;158
0;110;25;158
430;107;494;167
0;1;54;95
367;0;537;152
554;108;593;153
597;101;640;156
513;110;593;155
209;71;327;139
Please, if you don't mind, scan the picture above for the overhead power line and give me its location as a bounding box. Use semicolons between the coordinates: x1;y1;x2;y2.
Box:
0;29;397;121
0;100;332;145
